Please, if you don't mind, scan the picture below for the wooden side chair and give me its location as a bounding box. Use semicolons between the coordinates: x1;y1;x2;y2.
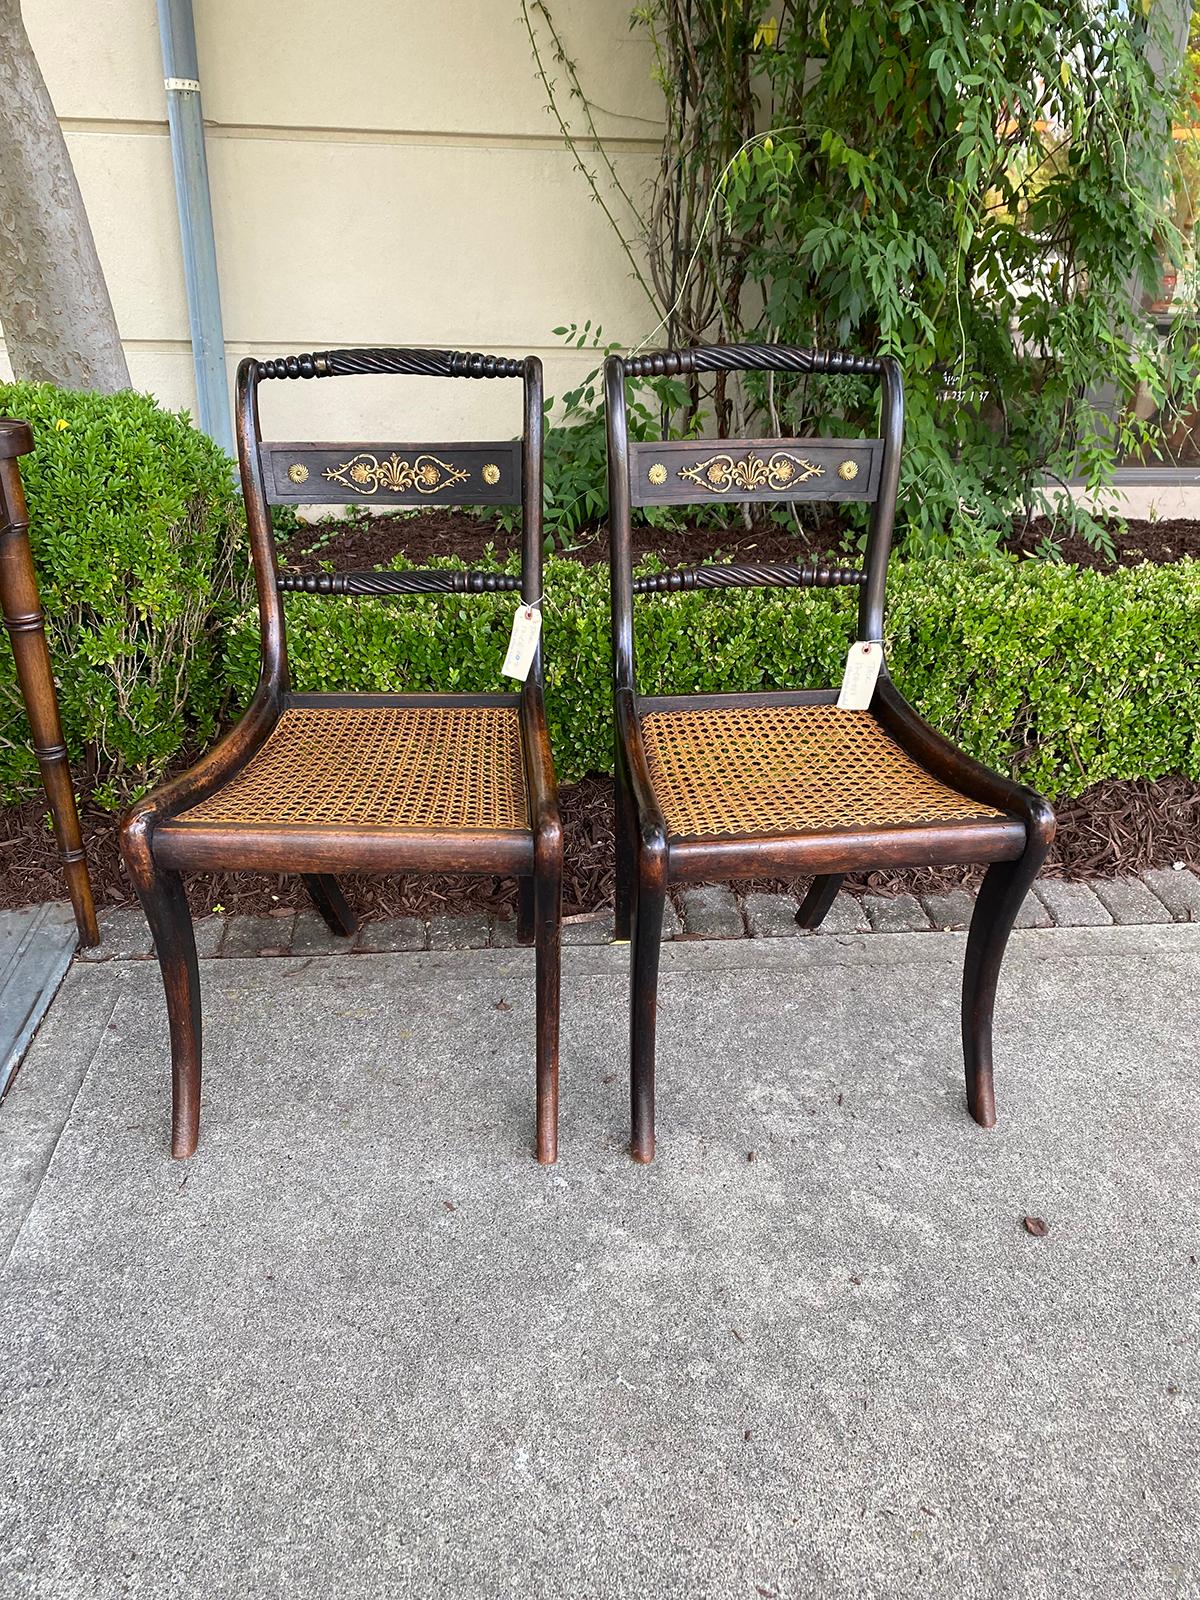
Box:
604;343;1055;1162
120;348;562;1162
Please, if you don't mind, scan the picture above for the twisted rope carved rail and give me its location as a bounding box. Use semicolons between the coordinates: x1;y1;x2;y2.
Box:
276;569;523;597
260;345;875;381
257;349;525;381
632;563;866;595
620;344;882;380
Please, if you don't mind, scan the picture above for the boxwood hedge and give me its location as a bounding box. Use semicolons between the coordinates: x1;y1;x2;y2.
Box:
0;384;247;806
0;377;1192;807
223;551;1200;802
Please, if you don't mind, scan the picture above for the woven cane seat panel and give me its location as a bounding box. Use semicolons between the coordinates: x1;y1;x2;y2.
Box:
640;705;1004;839
176;707;528;831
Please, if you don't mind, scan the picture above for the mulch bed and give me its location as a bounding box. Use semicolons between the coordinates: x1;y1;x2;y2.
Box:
3;510;1195;922
1006;514;1200;570
278;507;1200;575
278;505;854;574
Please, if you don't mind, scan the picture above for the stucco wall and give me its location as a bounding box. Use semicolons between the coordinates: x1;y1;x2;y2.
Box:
4;1;662;441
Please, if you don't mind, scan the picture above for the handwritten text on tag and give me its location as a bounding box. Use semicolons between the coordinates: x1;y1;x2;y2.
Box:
501;604;542;681
836;640;882;710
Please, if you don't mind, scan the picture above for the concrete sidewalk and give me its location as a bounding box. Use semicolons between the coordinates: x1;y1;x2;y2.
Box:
1;926;1198;1598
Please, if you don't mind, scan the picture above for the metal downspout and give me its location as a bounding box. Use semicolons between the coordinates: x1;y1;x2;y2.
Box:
155;0;233;458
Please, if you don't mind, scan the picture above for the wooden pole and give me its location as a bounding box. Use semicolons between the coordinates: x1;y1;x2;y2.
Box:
0;419;99;946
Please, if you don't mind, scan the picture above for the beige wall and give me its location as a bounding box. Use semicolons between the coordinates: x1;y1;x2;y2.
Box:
5;1;663;440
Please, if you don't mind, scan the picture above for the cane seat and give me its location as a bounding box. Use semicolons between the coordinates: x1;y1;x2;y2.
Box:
639;704;1004;840
174;705;528;833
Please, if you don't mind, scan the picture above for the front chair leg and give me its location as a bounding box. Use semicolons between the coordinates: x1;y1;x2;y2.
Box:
534;853;562;1164
795;873;844;930
630;864;666;1163
131;858;202;1158
961;807;1054;1126
302;873;358;937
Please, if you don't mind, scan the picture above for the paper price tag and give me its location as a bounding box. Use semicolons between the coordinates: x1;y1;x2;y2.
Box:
836;640;882;710
501;603;542;681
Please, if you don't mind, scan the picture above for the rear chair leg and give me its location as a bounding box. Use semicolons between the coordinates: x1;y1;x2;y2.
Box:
534;854;561;1164
125;849;202;1158
630;867;665;1163
795;873;844;930
961;804;1055;1126
517;876;535;946
302;873;358;937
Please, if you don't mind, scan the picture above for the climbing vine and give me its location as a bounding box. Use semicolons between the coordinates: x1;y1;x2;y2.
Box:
524;1;1200;554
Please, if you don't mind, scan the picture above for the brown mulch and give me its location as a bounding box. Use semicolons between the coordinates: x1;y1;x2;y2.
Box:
278;506;852;574
279;508;1200;575
3;771;1196;925
1006;514;1200;570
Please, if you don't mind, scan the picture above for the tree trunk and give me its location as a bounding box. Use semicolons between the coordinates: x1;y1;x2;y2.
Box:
0;0;129;392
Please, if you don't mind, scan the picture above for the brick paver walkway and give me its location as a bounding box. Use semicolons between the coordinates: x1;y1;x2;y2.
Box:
78;868;1200;963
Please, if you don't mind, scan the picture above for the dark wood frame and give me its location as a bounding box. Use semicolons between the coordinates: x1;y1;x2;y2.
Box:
0;419;99;947
605;343;1055;1162
120;348;561;1161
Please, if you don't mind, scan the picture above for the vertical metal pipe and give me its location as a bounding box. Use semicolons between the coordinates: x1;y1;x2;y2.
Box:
156;0;233;459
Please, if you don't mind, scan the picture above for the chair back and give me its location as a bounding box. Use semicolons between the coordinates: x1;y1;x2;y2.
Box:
604;343;903;695
237;347;544;693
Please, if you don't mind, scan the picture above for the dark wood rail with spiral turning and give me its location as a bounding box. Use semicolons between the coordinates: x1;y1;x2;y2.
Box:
621;343;884;379
277;569;522;598
631;562;865;595
256;348;526;381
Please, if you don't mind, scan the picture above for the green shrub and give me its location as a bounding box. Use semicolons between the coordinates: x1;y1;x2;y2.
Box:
0;385;248;806
14;386;1190;814
225;552;1200;802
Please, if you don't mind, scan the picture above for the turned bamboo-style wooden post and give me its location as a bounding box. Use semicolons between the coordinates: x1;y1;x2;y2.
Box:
0;418;99;946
